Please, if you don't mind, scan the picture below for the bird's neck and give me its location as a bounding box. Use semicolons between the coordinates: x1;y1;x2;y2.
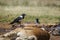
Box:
19;16;23;18
19;15;25;19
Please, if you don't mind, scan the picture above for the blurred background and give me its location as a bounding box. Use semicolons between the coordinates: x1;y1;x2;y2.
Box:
0;0;60;24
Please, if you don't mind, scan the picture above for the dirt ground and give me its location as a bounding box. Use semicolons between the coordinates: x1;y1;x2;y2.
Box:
49;34;60;40
0;23;60;40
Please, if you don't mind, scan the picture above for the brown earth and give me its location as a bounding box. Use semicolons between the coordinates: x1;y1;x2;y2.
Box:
0;22;60;40
50;34;60;40
0;22;12;35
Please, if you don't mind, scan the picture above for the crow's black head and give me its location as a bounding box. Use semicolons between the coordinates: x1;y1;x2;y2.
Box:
22;13;26;16
21;13;26;19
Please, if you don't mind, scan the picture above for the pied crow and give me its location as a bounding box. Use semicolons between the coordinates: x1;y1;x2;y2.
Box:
35;18;40;24
10;13;26;24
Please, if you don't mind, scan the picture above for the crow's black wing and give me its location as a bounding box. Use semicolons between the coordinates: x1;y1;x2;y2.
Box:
10;17;22;24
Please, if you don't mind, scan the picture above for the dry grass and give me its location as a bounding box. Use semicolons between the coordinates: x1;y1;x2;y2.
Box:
0;0;60;7
0;6;60;24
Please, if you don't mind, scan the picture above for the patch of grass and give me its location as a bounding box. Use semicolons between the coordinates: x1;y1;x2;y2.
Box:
0;6;60;24
0;14;60;24
46;3;60;7
0;0;60;7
